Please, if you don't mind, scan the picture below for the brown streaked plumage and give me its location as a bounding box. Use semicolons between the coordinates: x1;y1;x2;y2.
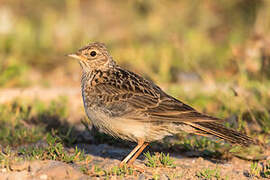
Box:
68;42;257;166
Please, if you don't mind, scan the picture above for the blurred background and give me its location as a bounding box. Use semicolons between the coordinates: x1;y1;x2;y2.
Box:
0;0;270;144
1;1;270;178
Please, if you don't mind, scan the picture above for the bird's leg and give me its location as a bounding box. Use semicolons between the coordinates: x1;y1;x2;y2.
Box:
120;140;144;167
127;142;148;165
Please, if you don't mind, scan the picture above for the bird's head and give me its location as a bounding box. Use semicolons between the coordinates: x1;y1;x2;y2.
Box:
68;42;115;72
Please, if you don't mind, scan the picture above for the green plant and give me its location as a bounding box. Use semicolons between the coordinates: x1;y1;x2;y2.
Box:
0;101;45;146
196;167;221;180
144;152;175;168
18;133;87;163
263;160;270;178
152;174;160;180
249;162;261;177
106;165;134;176
248;160;270;178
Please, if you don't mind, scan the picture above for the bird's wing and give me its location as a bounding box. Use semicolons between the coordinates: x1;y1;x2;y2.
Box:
144;94;221;123
93;68;221;123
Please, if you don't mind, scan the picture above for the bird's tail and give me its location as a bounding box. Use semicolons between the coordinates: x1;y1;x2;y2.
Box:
186;121;257;146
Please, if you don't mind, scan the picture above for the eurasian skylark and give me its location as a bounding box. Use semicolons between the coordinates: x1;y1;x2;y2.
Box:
68;42;256;166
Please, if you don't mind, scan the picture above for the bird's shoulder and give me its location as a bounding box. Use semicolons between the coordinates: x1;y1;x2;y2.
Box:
90;66;161;98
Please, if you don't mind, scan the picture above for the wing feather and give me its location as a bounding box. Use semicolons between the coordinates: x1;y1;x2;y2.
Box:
92;68;221;123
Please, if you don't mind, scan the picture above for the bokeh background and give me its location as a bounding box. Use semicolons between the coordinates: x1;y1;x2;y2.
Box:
1;1;270;178
1;0;270;86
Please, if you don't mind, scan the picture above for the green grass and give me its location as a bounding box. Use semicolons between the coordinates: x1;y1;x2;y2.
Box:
249;162;261;177
1;135;89;170
264;160;270;178
0;97;69;147
248;160;270;178
80;164;135;178
104;165;134;177
0;98;89;170
196;167;222;180
0;146;22;169
18;134;87;163
144;152;176;168
0;101;43;146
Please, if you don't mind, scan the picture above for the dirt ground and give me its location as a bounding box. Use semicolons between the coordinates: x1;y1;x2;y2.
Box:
0;87;269;180
0;146;259;180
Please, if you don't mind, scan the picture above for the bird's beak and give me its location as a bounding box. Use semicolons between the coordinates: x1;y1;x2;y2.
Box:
66;53;81;60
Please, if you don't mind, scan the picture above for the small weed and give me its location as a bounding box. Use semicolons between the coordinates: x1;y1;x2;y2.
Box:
159;152;176;167
0;102;44;146
79;165;88;174
263;160;270;178
248;160;270;178
196;167;221;180
0;146;12;169
105;165;134;176
0;98;71;147
0;146;25;170
168;172;184;179
91;165;105;177
144;151;175;168
179;135;226;159
94;165;103;173
249;161;261;177
152;174;160;180
19;133;86;163
80;165;104;177
81;165;134;177
144;152;160;168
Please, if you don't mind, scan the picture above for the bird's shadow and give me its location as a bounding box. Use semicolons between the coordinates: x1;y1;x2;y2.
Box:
75;125;233;164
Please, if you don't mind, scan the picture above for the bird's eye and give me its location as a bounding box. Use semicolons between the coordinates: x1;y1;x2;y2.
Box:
90;51;97;57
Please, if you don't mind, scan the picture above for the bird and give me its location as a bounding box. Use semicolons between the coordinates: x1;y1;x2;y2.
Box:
68;42;257;167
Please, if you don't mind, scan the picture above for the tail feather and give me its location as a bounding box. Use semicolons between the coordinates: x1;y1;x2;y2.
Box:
185;121;257;146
